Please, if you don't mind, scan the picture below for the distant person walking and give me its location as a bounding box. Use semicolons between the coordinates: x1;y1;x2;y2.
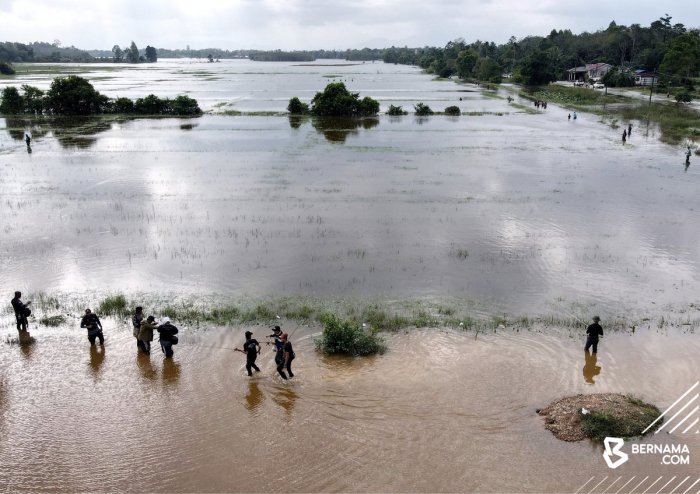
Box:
241;331;261;376
132;306;144;349
138;315;158;354
81;308;104;346
157;317;179;358
686;146;692;166
628;123;632;136
622;129;627;143
24;134;31;146
11;291;31;333
276;333;295;380
584;316;604;354
568;113;571;121
573;111;577;120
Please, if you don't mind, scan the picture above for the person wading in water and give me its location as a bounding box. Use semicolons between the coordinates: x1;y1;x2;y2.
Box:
584;316;604;354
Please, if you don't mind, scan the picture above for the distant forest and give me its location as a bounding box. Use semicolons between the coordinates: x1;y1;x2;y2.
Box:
1;15;698;86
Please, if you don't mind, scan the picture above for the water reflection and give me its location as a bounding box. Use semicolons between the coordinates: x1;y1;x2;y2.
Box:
310;117;379;143
272;386;298;416
162;358;181;386
89;345;105;376
244;381;264;414
18;340;35;360
582;351;601;384
137;352;157;381
4;116;116;149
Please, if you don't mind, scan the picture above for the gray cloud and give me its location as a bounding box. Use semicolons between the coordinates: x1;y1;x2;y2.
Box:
0;0;697;50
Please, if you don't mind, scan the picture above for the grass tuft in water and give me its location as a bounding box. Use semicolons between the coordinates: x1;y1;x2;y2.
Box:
39;315;67;327
579;396;661;442
97;294;128;317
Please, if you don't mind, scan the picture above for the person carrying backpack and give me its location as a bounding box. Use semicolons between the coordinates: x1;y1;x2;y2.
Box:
11;291;31;333
157;317;179;358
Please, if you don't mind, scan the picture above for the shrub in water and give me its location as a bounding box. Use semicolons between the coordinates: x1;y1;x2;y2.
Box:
98;294;128;316
287;96;309;115
444;105;461;116
414;102;434;116
386;104;407;116
316;313;386;356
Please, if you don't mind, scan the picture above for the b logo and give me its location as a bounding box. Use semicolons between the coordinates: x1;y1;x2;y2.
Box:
603;437;629;469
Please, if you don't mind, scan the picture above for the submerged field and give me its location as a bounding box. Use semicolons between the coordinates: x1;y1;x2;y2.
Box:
1;59;699;492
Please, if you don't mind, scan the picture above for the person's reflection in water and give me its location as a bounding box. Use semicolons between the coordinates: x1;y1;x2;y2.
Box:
162;357;181;386
245;381;264;414
136;352;157;381
583;350;601;384
272;386;298;417
89;345;105;376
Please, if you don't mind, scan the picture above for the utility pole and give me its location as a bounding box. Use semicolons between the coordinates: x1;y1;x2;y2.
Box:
649;69;656;104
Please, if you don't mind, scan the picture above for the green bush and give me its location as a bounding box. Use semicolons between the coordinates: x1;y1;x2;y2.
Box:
287;96;309;114
676;91;693;104
444;105;461;116
170;95;202;115
414;102;434;116
0;61;15;75
315;313;386;356
310;82;380;117
45;75;109;115
386;104;407;116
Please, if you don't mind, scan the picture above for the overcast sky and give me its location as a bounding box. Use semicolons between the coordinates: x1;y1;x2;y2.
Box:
1;0;698;50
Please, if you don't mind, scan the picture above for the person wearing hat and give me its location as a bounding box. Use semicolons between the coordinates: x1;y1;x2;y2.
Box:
138;315;158;354
268;325;284;365
157;317;179;358
242;331;261;376
584;316;604;354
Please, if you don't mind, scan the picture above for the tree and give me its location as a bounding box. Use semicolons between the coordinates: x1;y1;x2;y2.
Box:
287;96;309;114
310;82;379;117
145;46;157;63
414;102;433;116
519;50;557;85
473;57;502;83
112;45;123;62
659;32;700;83
170;95;202;115
0;86;23;114
45;76;107;115
0;60;15;75
21;84;45;114
127;41;140;63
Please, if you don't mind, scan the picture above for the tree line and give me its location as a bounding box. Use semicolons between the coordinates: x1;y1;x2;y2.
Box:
0;75;201;116
0;40;157;64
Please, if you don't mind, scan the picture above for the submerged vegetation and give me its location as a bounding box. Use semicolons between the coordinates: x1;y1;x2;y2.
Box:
288;82;379;117
0;75;202;116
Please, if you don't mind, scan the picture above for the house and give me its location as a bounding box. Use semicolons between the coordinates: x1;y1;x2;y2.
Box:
566;63;613;81
635;70;658;86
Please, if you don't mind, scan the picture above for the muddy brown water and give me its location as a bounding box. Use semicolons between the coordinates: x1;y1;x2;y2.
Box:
1;60;700;492
1;323;699;492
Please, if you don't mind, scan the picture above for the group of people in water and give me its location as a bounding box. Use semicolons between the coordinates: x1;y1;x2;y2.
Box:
10;291;295;378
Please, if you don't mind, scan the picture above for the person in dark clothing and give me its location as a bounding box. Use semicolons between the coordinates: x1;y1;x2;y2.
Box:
11;291;31;332
157;317;179;358
81;308;104;346
584;316;604;353
268;325;286;377
242;331;261;376
25;134;31;146
132;306;144;349
622;129;627;143
276;333;294;380
628;123;632;136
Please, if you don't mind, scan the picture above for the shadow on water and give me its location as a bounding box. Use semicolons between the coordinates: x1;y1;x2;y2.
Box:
136;352;157;381
162;358;181;386
245;381;264;414
289;116;378;143
89;345;105;376
271;385;298;417
582;351;601;385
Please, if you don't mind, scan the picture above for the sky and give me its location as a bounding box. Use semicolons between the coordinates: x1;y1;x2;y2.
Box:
1;0;698;50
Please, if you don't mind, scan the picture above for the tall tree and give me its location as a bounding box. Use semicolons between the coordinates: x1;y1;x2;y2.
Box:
112;45;123;62
127;41;139;63
145;45;157;63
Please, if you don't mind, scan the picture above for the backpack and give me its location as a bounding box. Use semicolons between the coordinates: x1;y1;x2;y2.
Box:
22;307;31;317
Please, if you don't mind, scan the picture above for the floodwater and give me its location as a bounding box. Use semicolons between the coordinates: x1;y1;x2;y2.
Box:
1;323;699;492
1;60;700;492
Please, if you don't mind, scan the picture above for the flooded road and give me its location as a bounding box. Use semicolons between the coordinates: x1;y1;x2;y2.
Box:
1;324;698;492
1;60;699;492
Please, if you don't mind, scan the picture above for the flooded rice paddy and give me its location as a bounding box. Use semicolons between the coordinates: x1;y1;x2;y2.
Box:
1;60;699;492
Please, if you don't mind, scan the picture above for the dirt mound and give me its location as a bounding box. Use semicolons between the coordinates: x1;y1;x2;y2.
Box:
538;393;660;442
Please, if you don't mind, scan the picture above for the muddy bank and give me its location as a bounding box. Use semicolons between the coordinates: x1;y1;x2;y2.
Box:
538;393;661;441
